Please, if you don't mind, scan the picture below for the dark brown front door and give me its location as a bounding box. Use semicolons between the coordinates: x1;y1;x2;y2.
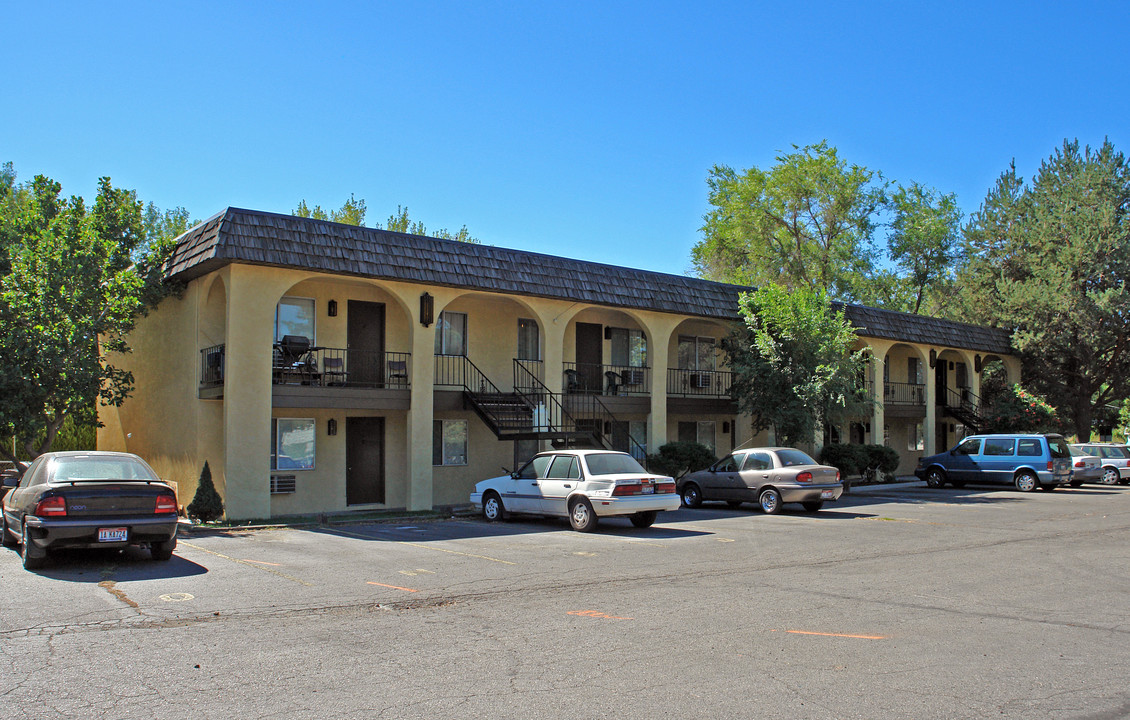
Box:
346;417;385;505
348;300;385;386
575;322;603;393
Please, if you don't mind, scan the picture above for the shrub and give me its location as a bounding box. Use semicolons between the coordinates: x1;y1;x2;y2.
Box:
980;384;1065;434
817;443;866;478
645;442;716;479
860;444;900;481
187;461;224;523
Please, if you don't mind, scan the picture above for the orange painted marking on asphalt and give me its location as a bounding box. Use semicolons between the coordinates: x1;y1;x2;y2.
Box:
241;559;282;566
785;629;886;640
567;610;633;620
367;581;419;593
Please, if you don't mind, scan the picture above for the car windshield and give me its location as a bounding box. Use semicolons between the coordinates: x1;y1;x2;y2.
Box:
776;449;817;467
50;456;157;482
583;453;647;476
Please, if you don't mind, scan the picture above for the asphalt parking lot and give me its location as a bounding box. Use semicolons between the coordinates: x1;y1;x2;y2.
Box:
3;481;1130;719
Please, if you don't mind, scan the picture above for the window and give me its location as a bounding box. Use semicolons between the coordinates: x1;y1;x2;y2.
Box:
743;452;772;471
908;423;925;451
435;311;467;356
432;419;468;466
276;297;316;343
546;455;580;479
1017;439;1042;457
678;421;716;454
610;328;647;367
516;454;552;479
629;420;647;458
271;418;315;470
678;336;716;371
954;437;981;456
517;319;539;361
716;454;741;472
984;438;1015;456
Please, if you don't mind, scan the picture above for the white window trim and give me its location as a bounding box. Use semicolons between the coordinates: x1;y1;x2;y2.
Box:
275;296;317;344
272;417;316;471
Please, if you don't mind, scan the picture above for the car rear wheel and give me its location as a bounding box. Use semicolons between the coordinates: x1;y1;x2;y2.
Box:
569;498;598;532
801;500;823;512
629;511;657;528
482;492;506;522
1101;467;1119;485
681;483;703;508
924;468;946;489
21;532;46;570
759;488;782;515
1014;471;1039;492
151;536;176;561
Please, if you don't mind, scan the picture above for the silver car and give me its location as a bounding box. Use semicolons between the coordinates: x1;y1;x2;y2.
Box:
1071;443;1130;485
1068;447;1102;486
677;447;842;514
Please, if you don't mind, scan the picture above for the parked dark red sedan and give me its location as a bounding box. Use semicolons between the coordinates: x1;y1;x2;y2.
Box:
1;451;178;570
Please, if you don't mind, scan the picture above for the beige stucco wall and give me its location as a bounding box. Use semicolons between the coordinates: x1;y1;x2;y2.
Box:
102;260;1020;518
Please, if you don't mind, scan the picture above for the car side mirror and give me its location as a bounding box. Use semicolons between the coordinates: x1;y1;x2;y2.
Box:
2;476;17;488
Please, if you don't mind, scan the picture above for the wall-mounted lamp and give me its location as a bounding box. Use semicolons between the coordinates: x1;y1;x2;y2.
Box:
722;421;730;434
327;418;337;436
948;361;954;371
420;292;434;327
929;349;937;368
975;354;982;373
604;326;612;340
327;299;338;317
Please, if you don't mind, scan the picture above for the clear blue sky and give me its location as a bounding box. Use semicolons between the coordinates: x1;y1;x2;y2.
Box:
3;1;1126;276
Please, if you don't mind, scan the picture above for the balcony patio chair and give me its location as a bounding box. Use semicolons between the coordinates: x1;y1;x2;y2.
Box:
387;359;408;387
604;370;623;396
323;357;348;386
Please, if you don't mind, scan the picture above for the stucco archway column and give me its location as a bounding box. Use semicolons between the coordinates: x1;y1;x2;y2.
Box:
869;342;890;446
222;266;280;521
641;314;683;454
924;348;938;455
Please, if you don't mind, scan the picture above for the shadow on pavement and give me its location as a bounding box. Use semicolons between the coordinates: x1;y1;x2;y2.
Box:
6;544;208;582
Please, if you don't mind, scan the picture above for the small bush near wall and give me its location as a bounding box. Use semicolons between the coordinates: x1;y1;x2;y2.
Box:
646;442;716;479
818;443;901;483
818;444;865;479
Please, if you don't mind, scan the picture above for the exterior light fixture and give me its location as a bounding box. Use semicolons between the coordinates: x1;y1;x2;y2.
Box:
327;418;337;436
327;300;338;317
722;421;730;434
929;349;937;368
975;354;982;373
420;292;434;327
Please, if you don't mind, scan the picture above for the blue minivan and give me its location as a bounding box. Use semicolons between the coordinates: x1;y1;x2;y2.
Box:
914;434;1073;492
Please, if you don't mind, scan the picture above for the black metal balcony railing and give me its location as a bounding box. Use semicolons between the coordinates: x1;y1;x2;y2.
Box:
882;382;926;406
200;344;225;387
563;362;651;395
667;368;732;398
271;346;411;389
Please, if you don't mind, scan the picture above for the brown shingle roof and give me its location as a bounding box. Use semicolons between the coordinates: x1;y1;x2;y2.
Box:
166;207;1013;355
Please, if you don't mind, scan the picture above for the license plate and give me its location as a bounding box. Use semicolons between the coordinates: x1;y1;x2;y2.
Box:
98;528;128;542
641;484;654;494
820;490;834;499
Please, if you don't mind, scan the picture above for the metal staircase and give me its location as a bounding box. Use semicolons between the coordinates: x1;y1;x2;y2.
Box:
434;356;645;457
941;387;984;432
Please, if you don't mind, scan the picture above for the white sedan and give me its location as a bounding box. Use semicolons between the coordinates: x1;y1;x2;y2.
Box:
470;449;680;532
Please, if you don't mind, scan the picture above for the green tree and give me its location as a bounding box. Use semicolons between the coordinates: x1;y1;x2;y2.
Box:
384;204;480;243
885;182;962;314
694;141;884;303
187;461;224;522
0;167;177;462
293;194;367;226
724;284;871;447
954;139;1130;439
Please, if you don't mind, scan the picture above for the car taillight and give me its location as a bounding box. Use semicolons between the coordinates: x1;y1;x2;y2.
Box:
612;483;642;496
35;496;67;517
155;494;177;514
1075;460;1086;468
656;481;676;494
1047;461;1054;472
796;471;813;483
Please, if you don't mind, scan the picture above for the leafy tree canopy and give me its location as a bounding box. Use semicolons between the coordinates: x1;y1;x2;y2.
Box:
694;142;960;314
0;164;188;462
953;138;1130;439
293;198;480;243
724;283;871;447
